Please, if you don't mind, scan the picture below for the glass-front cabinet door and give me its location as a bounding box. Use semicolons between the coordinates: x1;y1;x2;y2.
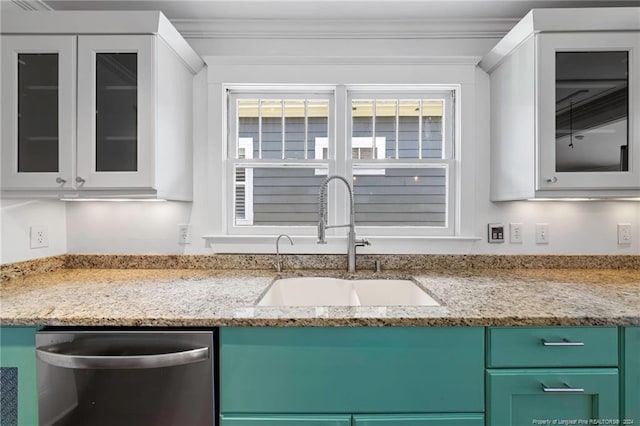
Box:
1;36;76;190
538;32;640;190
77;35;154;189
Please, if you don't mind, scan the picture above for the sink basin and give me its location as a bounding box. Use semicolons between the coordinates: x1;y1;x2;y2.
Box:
256;277;440;307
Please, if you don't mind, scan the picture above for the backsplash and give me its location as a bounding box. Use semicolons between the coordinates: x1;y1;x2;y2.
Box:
2;254;639;281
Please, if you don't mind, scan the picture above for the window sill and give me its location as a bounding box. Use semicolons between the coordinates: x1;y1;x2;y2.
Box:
202;235;481;254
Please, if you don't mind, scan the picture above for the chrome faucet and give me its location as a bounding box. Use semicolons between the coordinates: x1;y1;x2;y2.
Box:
317;175;370;273
274;234;294;272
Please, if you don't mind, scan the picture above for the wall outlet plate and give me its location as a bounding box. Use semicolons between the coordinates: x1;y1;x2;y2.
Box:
535;223;549;244
178;224;192;245
30;226;49;249
509;223;523;244
618;223;632;245
488;223;505;243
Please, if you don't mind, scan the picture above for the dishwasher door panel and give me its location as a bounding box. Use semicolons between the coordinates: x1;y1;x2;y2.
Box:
36;330;215;426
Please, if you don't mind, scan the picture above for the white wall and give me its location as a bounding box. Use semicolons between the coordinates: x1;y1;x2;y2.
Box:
0;199;67;263
3;35;639;261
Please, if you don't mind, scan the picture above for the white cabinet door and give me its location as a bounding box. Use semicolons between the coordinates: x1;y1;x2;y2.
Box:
1;35;76;190
537;32;640;191
77;35;155;189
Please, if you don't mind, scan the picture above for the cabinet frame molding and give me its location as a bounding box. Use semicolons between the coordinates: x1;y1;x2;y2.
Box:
537;32;640;191
77;35;155;189
1;35;76;190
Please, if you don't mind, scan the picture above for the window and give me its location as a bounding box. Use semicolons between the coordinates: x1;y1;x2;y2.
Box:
227;87;456;236
348;91;455;232
228;92;332;230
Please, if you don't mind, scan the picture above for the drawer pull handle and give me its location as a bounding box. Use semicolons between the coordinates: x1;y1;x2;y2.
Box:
541;339;585;347
542;383;585;393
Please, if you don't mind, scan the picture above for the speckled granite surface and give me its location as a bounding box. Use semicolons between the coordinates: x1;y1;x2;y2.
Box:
3;254;639;281
1;267;638;327
0;256;66;281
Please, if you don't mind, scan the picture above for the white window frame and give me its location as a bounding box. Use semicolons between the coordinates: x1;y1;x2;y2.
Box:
225;86;457;237
346;89;457;236
227;90;334;235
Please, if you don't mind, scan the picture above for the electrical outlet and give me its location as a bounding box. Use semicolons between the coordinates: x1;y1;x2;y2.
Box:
618;223;632;245
509;223;523;244
535;223;549;244
178;224;191;245
30;226;49;249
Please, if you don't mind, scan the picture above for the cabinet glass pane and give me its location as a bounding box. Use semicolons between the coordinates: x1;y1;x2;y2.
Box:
555;51;629;173
96;53;137;172
18;54;59;173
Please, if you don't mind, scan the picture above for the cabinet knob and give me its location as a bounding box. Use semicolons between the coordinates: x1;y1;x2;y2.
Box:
546;177;558;183
55;177;67;185
76;176;86;185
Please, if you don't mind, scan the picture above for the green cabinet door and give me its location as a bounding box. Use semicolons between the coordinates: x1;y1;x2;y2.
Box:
625;327;640;425
220;327;484;414
0;327;38;426
487;368;619;426
353;414;484;425
220;414;351;426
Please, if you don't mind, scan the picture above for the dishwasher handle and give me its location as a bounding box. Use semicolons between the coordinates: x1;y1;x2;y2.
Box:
36;343;209;370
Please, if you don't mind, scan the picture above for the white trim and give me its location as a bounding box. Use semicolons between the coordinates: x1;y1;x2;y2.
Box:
1;11;205;74
174;17;516;40
206;56;483;67
480;7;640;72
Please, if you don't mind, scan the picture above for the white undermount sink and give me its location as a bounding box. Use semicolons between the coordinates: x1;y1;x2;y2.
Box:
256;277;440;307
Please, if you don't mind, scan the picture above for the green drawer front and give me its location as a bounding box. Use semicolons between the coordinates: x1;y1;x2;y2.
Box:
220;327;484;413
221;414;351;426
624;327;640;425
487;368;619;426
353;414;484;425
488;327;618;368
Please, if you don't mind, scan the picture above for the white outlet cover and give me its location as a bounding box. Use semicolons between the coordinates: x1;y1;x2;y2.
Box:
30;225;49;249
618;223;632;245
535;223;549;245
509;223;523;244
178;224;192;245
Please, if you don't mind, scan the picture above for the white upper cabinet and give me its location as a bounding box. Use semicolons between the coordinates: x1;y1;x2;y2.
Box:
1;12;205;200
480;8;640;200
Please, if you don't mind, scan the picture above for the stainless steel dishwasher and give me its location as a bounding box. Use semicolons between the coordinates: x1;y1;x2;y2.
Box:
36;329;215;426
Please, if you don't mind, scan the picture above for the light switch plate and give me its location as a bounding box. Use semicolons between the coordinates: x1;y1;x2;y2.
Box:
488;223;505;243
509;223;523;244
178;224;191;245
535;223;549;244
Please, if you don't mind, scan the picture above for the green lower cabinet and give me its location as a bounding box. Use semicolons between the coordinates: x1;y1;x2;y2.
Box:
0;327;39;426
220;327;484;414
220;414;351;426
487;368;619;426
352;414;484;425
625;327;640;425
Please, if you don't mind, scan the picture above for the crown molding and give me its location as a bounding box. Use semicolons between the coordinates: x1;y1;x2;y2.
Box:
173;17;517;40
10;0;52;11
204;55;482;66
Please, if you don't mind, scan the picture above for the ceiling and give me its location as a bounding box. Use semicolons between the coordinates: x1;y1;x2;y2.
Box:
4;0;640;21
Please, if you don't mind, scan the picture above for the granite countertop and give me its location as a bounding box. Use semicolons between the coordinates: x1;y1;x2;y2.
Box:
1;266;639;326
